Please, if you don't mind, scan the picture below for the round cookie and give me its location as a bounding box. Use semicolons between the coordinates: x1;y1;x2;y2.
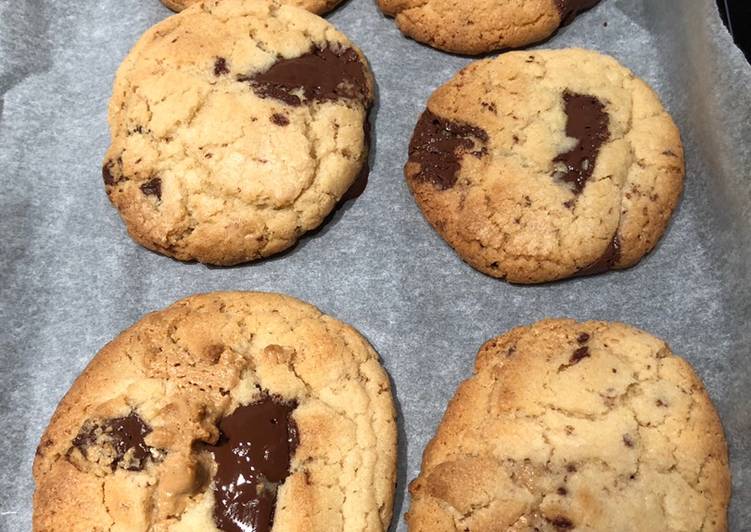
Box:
407;319;730;532
405;49;684;283
161;0;345;16
104;0;373;265
378;0;601;55
33;292;397;531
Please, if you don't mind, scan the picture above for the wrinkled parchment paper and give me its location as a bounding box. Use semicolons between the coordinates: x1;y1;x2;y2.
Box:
1;0;749;529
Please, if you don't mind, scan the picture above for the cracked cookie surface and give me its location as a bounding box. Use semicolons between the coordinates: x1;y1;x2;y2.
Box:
407;319;730;532
405;49;684;283
33;292;396;531
161;0;344;15
378;0;601;55
104;0;373;265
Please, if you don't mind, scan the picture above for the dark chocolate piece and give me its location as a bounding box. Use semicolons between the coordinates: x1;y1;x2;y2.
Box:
408;110;488;190
570;346;590;364
73;412;153;471
239;46;368;107
550;515;575;529
270;113;289;127
209;396;299;532
214;57;229;77
140;177;162;200
341;111;372;202
555;0;602;25
102;158;124;186
576;234;621;277
553;91;610;194
577;333;590;344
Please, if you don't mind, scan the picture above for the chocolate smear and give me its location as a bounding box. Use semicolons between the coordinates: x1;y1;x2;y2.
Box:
239;46;368;107
553;91;610;194
209;396;299;532
73;412;153;472
570;346;591;364
408;110;488;190
555;0;602;25
576;234;620;277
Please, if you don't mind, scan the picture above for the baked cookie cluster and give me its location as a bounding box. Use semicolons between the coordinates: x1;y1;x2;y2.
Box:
31;0;731;531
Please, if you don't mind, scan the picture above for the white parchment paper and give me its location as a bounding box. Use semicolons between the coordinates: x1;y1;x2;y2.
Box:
1;0;749;529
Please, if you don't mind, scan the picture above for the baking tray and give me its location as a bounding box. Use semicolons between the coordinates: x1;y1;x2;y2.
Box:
1;0;749;529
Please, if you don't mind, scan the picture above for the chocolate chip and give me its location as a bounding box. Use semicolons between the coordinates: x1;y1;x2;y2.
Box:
214;57;229;76
550;516;575;529
570;346;590;364
563;199;575;209
140;177;162;200
270;113;289;127
656;399;668;407
555;0;602;25
577;333;590;344
557;486;568;496
102;158;123;186
566;463;577;473
238;45;368;107
208;395;298;532
623;434;635;447
553;91;610;194
407;110;488;190
73;412;154;471
576;235;621;277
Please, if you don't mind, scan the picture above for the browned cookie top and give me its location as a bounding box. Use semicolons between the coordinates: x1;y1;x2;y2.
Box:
405;49;684;283
104;0;373;265
407;320;730;531
378;0;602;55
33;292;397;531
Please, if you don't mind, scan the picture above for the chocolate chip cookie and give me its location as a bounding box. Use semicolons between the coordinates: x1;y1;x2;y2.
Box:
104;0;373;265
378;0;601;55
33;292;397;531
161;0;344;15
407;319;730;532
406;49;684;283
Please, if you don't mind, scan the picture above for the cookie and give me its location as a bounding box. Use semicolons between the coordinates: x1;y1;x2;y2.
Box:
378;0;601;55
104;0;373;265
407;319;730;532
33;292;397;531
161;0;344;16
405;49;684;283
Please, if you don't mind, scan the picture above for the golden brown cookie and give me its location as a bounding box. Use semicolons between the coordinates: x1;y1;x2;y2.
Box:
407;319;730;532
33;292;397;531
406;49;684;283
378;0;601;55
161;0;344;16
104;0;373;265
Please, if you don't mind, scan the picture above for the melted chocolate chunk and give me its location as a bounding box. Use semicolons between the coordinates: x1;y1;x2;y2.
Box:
570;346;590;364
553;91;610;194
576;235;621;277
73;412;153;471
408;110;488;190
239;46;368;107
341;111;372;202
214;57;229;77
140;177;162;199
270;113;289;127
555;0;602;25
209;396;298;532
